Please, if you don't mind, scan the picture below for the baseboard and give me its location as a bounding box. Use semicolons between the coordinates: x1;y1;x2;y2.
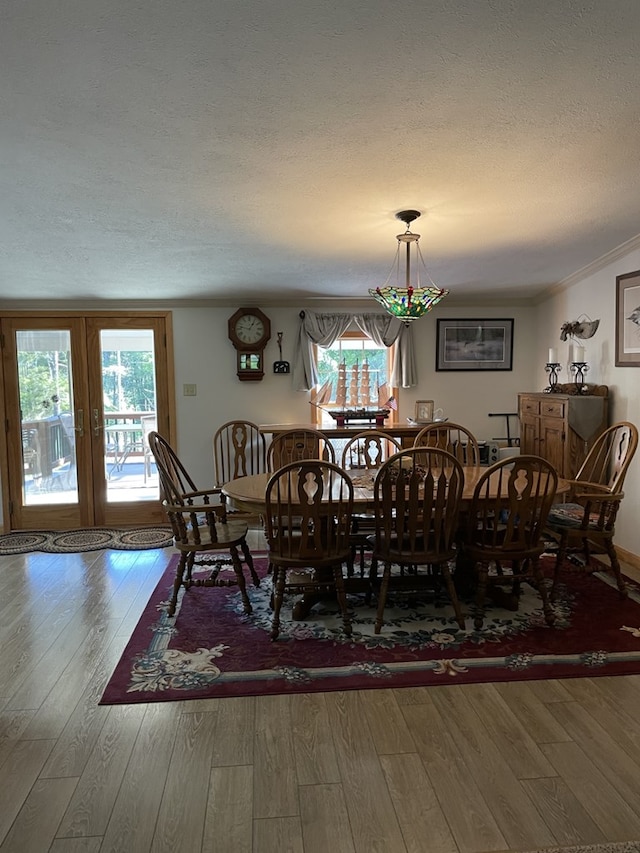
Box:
616;544;640;571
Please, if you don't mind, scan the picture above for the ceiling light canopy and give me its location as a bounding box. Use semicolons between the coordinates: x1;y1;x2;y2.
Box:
369;210;449;324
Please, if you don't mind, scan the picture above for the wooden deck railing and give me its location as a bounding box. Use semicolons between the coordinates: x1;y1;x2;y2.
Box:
22;411;156;479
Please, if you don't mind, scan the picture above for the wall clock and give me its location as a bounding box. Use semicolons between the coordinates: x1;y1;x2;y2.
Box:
228;307;271;381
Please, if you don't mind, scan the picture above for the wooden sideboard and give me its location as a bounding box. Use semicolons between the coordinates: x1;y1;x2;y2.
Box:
518;386;608;479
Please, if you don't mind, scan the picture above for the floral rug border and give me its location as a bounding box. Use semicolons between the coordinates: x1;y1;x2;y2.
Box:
101;555;640;703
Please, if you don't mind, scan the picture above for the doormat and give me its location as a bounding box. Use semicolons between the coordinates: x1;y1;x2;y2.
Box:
0;527;173;555
100;553;640;704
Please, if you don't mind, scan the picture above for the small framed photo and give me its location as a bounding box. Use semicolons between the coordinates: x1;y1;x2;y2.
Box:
436;319;514;371
415;400;434;422
616;270;640;366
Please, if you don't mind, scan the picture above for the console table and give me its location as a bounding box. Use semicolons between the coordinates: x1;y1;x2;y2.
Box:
259;422;424;449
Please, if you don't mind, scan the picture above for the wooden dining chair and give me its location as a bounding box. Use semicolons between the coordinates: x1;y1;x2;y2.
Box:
370;447;466;634
413;422;481;466
341;430;403;471
148;431;259;617
546;421;638;599
213;419;267;486
340;430;402;573
464;455;558;629
213;419;267;528
266;428;335;471
265;459;354;640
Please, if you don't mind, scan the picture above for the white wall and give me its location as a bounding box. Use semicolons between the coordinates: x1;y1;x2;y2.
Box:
538;249;640;557
171;306;308;480
171;302;539;480
401;305;538;446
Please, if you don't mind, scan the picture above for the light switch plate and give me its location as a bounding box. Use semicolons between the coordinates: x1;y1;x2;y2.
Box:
183;383;197;396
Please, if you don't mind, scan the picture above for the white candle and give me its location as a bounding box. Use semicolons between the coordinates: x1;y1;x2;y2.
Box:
568;344;574;363
574;345;585;362
548;347;557;364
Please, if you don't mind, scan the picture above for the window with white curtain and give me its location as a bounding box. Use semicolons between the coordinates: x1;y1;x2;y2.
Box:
311;331;398;427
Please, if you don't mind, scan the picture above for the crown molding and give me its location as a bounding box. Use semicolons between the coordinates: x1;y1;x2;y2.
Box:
543;232;640;299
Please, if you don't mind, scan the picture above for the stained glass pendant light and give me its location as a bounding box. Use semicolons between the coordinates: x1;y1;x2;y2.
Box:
369;210;449;324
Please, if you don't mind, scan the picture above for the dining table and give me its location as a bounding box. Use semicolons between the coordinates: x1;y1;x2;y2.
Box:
222;465;569;618
222;466;569;515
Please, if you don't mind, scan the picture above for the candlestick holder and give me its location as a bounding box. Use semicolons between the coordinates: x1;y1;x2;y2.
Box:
570;361;589;385
544;362;562;392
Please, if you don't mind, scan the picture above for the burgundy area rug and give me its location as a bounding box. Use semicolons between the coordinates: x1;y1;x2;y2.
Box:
100;552;640;704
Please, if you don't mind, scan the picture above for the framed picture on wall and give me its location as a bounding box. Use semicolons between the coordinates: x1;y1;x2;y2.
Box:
616;269;640;366
436;319;514;371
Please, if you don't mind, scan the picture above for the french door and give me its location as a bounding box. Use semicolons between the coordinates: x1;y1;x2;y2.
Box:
1;313;175;530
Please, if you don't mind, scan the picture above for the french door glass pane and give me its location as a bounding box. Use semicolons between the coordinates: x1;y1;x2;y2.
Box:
100;328;159;503
18;329;78;505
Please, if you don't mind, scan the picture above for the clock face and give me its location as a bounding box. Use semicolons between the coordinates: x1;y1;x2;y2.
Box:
234;314;265;345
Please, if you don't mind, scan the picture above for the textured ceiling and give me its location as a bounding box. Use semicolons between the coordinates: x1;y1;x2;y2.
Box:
3;0;640;304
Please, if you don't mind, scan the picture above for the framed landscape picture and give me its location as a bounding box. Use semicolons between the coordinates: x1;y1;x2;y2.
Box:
616;269;640;366
436;318;514;371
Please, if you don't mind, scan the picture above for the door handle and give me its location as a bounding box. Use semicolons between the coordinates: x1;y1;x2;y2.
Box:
93;409;103;437
75;409;84;438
